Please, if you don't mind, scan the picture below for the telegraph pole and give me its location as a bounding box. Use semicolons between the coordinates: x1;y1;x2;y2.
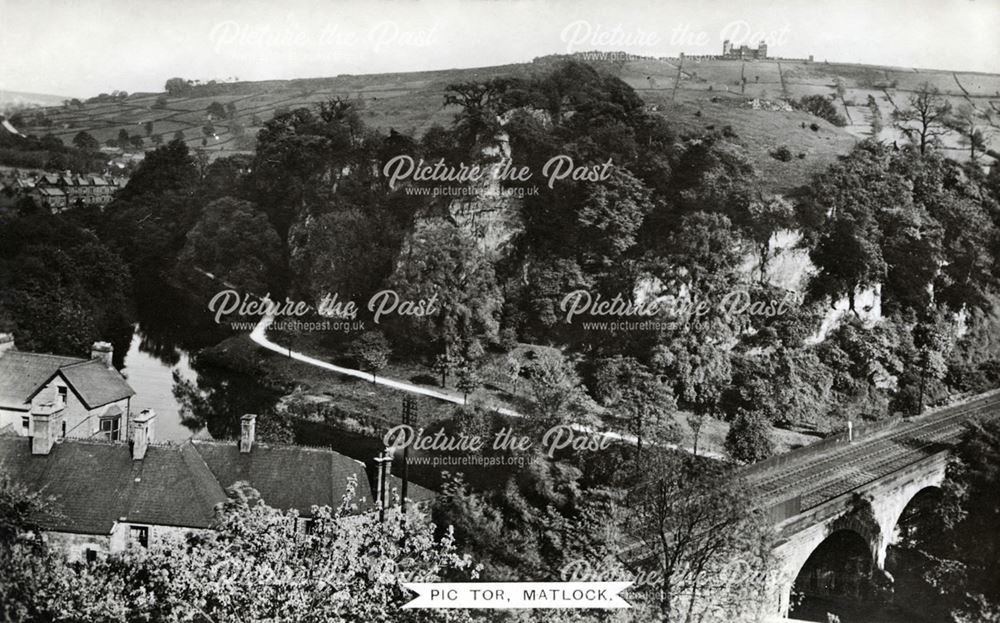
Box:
401;395;417;513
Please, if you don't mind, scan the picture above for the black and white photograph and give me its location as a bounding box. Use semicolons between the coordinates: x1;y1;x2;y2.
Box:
1;1;999;621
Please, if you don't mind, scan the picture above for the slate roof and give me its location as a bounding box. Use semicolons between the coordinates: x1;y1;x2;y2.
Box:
0;352;134;411
55;360;135;409
0;437;225;533
0;437;397;535
191;441;374;516
0;352;83;410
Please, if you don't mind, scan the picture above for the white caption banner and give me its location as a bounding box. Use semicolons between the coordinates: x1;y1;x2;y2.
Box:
402;582;633;609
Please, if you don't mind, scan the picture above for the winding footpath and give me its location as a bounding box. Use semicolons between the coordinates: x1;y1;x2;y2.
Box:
249;314;724;459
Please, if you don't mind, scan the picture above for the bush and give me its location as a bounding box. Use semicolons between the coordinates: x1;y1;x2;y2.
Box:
770;145;793;162
810;122;820;132
794;95;847;127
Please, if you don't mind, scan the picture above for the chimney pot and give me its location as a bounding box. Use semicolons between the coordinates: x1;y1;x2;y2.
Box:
132;409;155;460
240;414;256;453
91;341;113;368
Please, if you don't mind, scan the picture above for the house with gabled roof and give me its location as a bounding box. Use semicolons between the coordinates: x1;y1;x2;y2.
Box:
0;335;134;440
0;411;432;562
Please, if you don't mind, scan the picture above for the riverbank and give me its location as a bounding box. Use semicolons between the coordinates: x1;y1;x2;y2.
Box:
200;329;821;459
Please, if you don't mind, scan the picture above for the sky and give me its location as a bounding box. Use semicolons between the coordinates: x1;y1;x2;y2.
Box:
1;0;998;97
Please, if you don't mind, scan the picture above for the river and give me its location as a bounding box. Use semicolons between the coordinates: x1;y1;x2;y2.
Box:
121;328;206;441
118;287;281;442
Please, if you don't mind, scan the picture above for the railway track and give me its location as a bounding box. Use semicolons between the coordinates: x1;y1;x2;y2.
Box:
744;391;1000;510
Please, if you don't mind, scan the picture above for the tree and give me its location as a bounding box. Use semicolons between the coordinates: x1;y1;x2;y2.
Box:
594;356;678;461
206;101;227;119
796;94;847;127
143;120;154;137
40;134;63;150
0;212;134;358
892;82;953;154
71;131;99;152
919;419;1000;619
442;78;513;151
116;128;130;148
739;196;795;284
456;363;481;404
669;337;733;456
174;197;282;297
292;206;408;307
523;349;589;425
725;409;775;463
433;351;460;387
129;135;144;149
808;214;886;314
627;453;776;621
948;103;989;162
0;476;51;546
867;94;883;138
164;77;191;96
576;167;654;266
912;317;953;414
387;223;502;355
350;330;391;382
1;481;478;622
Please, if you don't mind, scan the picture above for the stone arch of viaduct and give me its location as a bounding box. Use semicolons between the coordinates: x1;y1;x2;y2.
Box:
770;450;949;616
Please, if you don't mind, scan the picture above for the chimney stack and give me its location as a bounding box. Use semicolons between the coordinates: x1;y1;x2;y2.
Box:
132;409;155;460
31;388;65;455
91;341;113;368
240;414;256;453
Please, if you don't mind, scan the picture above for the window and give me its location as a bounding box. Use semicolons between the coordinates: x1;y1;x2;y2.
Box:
99;416;120;441
57;385;68;405
85;548;97;563
129;526;149;548
61;421;66;438
21;416;29;433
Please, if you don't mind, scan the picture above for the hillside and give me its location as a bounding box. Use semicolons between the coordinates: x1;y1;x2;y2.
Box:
10;55;1000;193
0;89;71;110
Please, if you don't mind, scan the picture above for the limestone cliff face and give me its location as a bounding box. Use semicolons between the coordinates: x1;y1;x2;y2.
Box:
416;116;538;261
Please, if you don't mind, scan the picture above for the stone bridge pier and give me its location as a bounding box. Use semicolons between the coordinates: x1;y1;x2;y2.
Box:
769;451;949;616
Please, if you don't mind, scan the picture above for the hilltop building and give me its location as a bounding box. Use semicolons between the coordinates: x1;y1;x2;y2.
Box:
0;335;134;441
0;412;432;562
722;39;768;59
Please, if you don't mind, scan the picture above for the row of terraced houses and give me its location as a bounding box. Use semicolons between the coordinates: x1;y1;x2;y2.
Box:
0;169;128;211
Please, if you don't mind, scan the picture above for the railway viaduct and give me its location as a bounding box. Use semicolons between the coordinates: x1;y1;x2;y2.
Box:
740;389;1000;616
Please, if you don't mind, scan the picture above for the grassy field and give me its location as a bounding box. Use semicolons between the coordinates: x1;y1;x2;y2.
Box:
10;55;998;190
